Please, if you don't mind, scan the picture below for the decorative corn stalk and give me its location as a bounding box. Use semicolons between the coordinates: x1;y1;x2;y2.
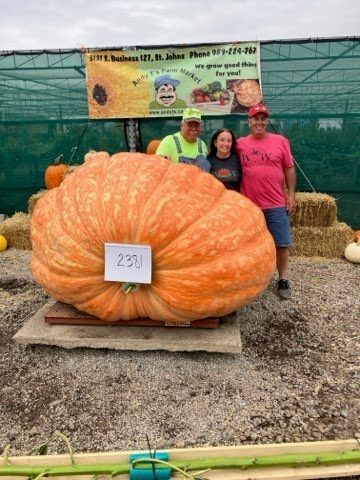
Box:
1;449;360;478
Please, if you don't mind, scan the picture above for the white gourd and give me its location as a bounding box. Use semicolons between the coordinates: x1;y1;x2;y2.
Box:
344;237;360;264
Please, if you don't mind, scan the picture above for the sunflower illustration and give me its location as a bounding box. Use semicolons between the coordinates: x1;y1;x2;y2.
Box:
87;52;151;118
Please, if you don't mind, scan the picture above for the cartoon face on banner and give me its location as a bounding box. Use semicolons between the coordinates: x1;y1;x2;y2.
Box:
149;74;187;110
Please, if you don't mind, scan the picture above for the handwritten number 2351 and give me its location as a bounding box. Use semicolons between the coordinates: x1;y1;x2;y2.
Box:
117;253;142;269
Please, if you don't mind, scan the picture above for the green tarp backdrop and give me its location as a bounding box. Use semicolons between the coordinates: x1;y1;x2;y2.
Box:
0;37;359;228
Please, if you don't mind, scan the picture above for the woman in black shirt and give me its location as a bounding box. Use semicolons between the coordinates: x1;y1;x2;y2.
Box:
207;129;242;191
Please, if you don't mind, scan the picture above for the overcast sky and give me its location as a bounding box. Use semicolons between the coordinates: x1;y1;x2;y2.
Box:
0;0;359;51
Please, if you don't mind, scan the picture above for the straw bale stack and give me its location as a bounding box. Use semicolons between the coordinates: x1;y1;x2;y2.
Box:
292;192;337;227
290;192;354;258
28;190;46;216
0;212;31;250
291;222;354;258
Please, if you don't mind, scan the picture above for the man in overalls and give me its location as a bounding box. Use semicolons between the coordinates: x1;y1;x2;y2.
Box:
155;108;210;172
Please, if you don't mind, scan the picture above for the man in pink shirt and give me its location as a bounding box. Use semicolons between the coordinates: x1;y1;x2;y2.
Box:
236;104;296;299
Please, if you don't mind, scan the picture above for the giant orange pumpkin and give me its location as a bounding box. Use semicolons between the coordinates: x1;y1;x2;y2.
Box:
84;150;111;164
31;152;276;323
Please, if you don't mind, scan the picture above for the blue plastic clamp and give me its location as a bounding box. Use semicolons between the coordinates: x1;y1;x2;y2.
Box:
129;450;171;480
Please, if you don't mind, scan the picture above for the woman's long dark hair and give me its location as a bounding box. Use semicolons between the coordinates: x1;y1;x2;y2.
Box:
207;129;238;159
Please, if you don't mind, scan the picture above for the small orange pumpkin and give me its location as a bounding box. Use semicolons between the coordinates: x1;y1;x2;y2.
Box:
45;155;68;189
353;230;360;241
31;152;276;323
146;139;161;155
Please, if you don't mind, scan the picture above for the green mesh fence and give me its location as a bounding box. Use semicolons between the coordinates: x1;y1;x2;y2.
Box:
1;38;359;228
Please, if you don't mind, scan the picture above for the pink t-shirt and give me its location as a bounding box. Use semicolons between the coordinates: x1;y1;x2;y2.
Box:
236;132;294;209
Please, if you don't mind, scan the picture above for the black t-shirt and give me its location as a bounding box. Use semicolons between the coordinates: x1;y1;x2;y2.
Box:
208;153;242;191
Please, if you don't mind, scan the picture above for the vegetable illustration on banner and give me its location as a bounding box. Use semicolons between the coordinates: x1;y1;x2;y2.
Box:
86;42;262;119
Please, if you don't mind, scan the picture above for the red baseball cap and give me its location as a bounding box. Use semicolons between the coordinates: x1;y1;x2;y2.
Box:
248;104;270;118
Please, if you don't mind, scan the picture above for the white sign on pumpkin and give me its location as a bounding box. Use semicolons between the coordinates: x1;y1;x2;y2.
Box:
104;243;152;284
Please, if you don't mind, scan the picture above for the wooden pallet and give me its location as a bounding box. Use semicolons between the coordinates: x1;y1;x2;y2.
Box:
45;301;220;329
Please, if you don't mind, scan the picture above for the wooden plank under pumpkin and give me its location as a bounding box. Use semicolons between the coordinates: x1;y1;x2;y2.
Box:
45;301;220;328
2;439;359;480
6;464;360;480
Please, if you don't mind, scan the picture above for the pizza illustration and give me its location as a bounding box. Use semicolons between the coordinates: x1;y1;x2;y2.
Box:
227;79;263;111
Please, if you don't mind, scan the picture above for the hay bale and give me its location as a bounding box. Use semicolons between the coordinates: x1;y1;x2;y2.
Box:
292;192;337;227
0;212;32;250
28;190;46;215
290;222;354;258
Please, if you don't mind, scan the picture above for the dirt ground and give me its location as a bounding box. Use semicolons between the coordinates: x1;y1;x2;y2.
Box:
0;249;359;480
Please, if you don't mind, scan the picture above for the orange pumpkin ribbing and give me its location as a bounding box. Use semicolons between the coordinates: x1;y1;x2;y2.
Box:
84;150;111;164
31;152;276;322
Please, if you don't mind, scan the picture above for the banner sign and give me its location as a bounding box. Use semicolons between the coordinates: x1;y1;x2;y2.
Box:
86;42;262;119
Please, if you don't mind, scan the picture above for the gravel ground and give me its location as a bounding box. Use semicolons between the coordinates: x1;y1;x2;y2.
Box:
0;249;359;466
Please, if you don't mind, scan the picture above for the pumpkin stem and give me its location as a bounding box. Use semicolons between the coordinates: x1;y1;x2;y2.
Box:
122;282;139;294
54;154;65;166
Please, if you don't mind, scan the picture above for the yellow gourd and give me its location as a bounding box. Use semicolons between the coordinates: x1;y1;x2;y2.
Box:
0;235;7;251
